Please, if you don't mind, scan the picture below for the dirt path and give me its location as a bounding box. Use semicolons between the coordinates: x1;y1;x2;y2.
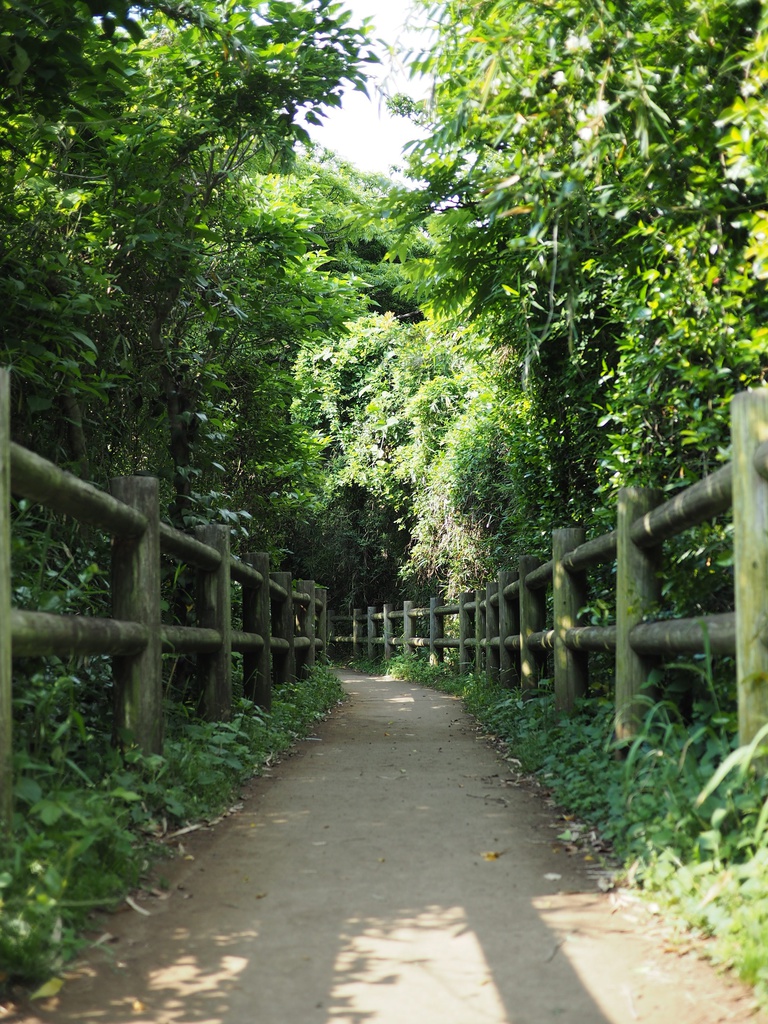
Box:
8;671;766;1024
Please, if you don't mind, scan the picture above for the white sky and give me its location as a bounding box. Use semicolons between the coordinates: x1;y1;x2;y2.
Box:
307;0;431;176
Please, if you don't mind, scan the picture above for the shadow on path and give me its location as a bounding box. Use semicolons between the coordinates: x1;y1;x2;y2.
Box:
14;672;765;1024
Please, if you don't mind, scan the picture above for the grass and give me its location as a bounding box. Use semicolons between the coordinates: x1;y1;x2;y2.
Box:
381;652;768;1006
0;664;345;990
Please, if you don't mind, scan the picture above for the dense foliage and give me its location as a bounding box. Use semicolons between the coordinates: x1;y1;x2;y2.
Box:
337;0;768;599
6;0;768;1003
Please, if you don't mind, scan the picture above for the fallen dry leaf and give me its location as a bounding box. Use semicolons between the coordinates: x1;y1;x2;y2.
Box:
30;978;63;1001
125;895;151;917
481;851;502;861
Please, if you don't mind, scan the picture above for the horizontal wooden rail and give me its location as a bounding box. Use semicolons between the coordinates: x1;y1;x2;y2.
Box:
159;523;220;570
629;613;735;655
528;629;555;651
161;625;221;654
11;609;148;657
630;464;732;549
562;531;617;572
525;561;553;590
754;440;768;480
231;631;265;653
11;444;147;537
564;625;617;652
1;367;330;830
230;559;264;588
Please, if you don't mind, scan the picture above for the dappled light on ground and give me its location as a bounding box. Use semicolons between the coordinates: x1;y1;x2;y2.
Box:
14;672;765;1024
147;952;251;1004
328;905;507;1022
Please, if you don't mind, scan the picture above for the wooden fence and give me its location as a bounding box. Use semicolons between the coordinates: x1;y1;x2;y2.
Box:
329;390;768;754
0;369;328;828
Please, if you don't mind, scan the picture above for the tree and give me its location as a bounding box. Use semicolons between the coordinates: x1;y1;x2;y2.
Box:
1;0;375;523
375;0;765;561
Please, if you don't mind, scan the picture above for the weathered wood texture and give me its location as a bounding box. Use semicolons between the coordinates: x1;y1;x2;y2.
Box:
630;613;735;656
616;487;663;740
160;523;220;570
564;626;617;652
12;443;146;537
297;580;317;676
733;391;768;746
553;528;588;712
498;570;519;688
316;589;328;660
352;607;363;661
14;610;149;656
486;582;500;684
631;465;732;549
0;371;12;830
429;596;444;665
403;600;415;657
367;606;377;661
383;604;394;661
475;590;485;675
458;592;473;675
270;571;295;687
110;476;163;753
195;524;232;722
243;552;271;711
2;399;330;825
519;556;547;689
561;531;617;573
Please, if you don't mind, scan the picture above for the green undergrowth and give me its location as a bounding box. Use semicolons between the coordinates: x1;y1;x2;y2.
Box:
381;654;768;1006
0;665;344;990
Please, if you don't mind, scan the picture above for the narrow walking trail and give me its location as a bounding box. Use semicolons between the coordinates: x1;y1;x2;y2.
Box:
14;672;766;1024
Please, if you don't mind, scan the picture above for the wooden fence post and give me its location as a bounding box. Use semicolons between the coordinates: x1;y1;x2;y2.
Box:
429;595;444;665
383;603;393;662
316;588;328;664
403;599;414;658
352;607;362;661
0;370;12;830
553;527;588;711
195;523;232;721
519;556;546;691
298;579;316;676
733;391;768;746
486;582;500;685
271;571;295;687
615;487;662;739
459;591;473;675
498;570;519;689
243;552;271;711
475;590;485;675
110;476;163;752
367;605;376;661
